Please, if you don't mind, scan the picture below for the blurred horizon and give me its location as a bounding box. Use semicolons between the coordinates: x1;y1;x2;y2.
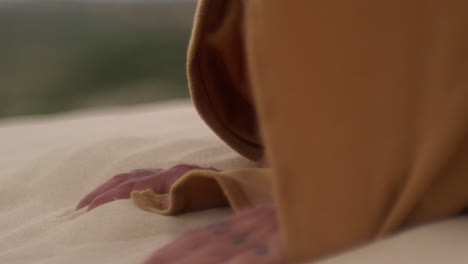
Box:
0;1;196;118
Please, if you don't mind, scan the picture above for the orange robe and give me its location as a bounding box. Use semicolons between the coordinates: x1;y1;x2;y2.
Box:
132;0;468;262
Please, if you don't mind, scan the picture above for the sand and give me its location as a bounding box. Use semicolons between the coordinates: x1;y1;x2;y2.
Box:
1;100;467;264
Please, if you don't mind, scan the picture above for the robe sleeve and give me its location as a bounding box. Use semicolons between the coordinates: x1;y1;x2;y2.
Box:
131;0;274;218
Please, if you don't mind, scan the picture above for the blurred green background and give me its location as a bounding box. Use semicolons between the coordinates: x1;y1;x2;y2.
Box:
0;1;196;118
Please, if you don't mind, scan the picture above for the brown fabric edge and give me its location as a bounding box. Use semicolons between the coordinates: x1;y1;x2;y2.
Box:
187;0;262;162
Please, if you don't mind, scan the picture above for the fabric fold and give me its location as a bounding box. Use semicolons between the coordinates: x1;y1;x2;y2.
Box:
187;0;262;161
131;168;274;215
